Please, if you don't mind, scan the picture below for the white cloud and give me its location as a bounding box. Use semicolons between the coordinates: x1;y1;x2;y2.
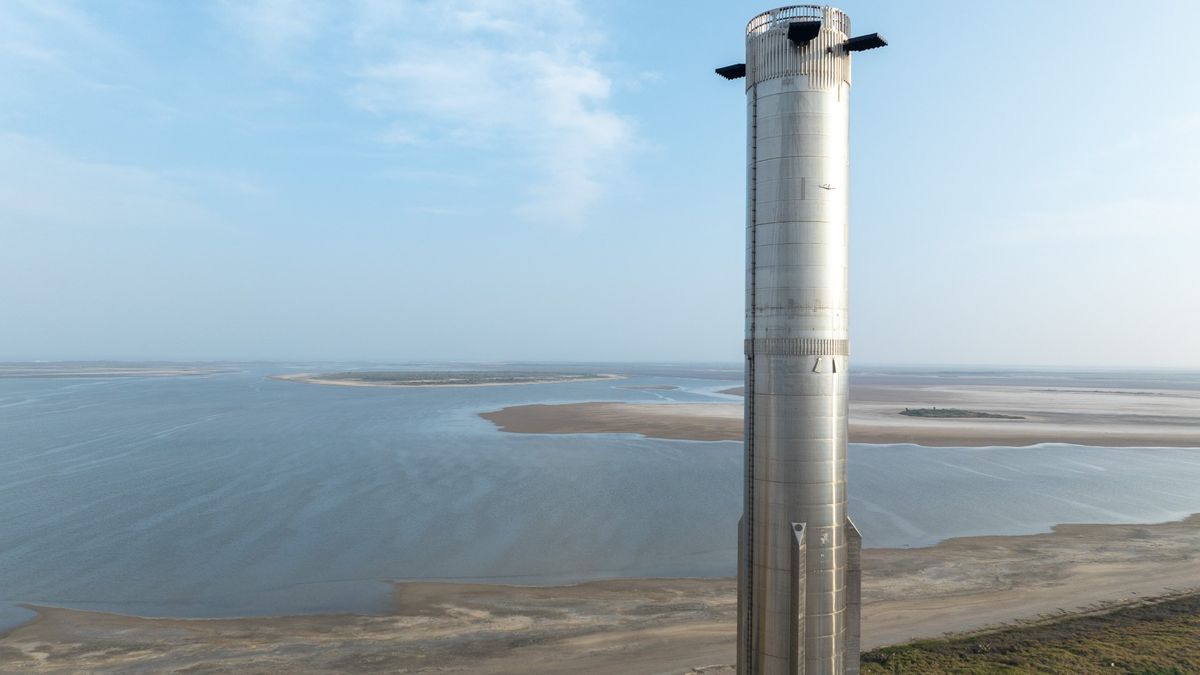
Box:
214;0;635;224
405;205;468;216
23;1;635;227
216;0;328;61
1168;114;1200;133
383;168;477;185
378;122;423;145
346;0;634;224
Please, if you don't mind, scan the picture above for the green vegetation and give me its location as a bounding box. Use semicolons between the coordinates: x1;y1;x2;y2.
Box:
316;371;602;386
862;593;1200;674
900;407;1024;420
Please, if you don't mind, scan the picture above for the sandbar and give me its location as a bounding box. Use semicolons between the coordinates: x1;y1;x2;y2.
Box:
482;382;1200;447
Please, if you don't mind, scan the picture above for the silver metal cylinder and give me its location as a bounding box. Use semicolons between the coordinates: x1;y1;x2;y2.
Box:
738;5;854;674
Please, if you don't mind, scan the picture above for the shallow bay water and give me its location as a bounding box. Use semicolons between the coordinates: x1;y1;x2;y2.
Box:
2;366;1199;630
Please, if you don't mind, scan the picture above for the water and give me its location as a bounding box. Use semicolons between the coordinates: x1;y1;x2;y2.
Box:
2;365;1199;630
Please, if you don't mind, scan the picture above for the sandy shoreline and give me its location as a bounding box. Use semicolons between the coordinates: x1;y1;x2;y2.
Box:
0;364;232;378
4;516;1199;673
273;373;624;388
481;382;1200;447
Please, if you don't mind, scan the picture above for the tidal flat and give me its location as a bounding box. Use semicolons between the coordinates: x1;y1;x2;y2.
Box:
2;364;1199;672
4;517;1199;673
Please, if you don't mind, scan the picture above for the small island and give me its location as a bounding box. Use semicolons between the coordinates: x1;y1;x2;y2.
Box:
900;407;1025;420
274;371;621;388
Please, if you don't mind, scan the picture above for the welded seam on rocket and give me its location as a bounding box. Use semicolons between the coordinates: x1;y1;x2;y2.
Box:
742;83;759;674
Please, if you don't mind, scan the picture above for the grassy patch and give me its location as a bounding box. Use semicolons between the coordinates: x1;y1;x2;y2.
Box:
862;593;1200;674
899;407;1025;420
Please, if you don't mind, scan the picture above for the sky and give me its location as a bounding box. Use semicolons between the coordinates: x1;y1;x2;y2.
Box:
2;0;1198;367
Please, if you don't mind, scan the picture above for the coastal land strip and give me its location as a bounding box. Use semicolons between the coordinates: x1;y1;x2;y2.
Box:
273;371;623;388
3;516;1199;673
0;363;233;378
481;382;1200;447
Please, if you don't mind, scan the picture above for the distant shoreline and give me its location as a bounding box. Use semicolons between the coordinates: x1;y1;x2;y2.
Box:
272;372;624;389
0;364;232;378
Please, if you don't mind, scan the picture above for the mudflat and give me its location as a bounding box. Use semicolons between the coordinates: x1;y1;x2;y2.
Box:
4;516;1199;673
482;382;1200;447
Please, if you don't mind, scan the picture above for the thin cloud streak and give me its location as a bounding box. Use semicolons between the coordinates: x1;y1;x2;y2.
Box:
0;0;123;79
0;133;214;233
997;199;1200;243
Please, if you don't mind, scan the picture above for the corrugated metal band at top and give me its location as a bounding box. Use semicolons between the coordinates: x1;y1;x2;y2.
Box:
744;337;849;356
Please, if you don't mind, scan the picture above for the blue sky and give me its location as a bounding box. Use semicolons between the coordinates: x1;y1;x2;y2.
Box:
2;1;1198;366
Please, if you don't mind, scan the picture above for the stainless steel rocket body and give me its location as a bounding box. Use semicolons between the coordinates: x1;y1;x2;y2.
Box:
738;6;857;674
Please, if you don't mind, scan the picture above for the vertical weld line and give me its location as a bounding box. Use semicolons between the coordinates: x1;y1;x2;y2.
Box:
743;82;758;674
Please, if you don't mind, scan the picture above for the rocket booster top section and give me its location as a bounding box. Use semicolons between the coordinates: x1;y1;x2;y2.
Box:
745;5;852;91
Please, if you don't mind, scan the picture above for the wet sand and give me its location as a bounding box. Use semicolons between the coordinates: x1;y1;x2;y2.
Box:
4;516;1199;673
482;402;746;442
481;383;1200;447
